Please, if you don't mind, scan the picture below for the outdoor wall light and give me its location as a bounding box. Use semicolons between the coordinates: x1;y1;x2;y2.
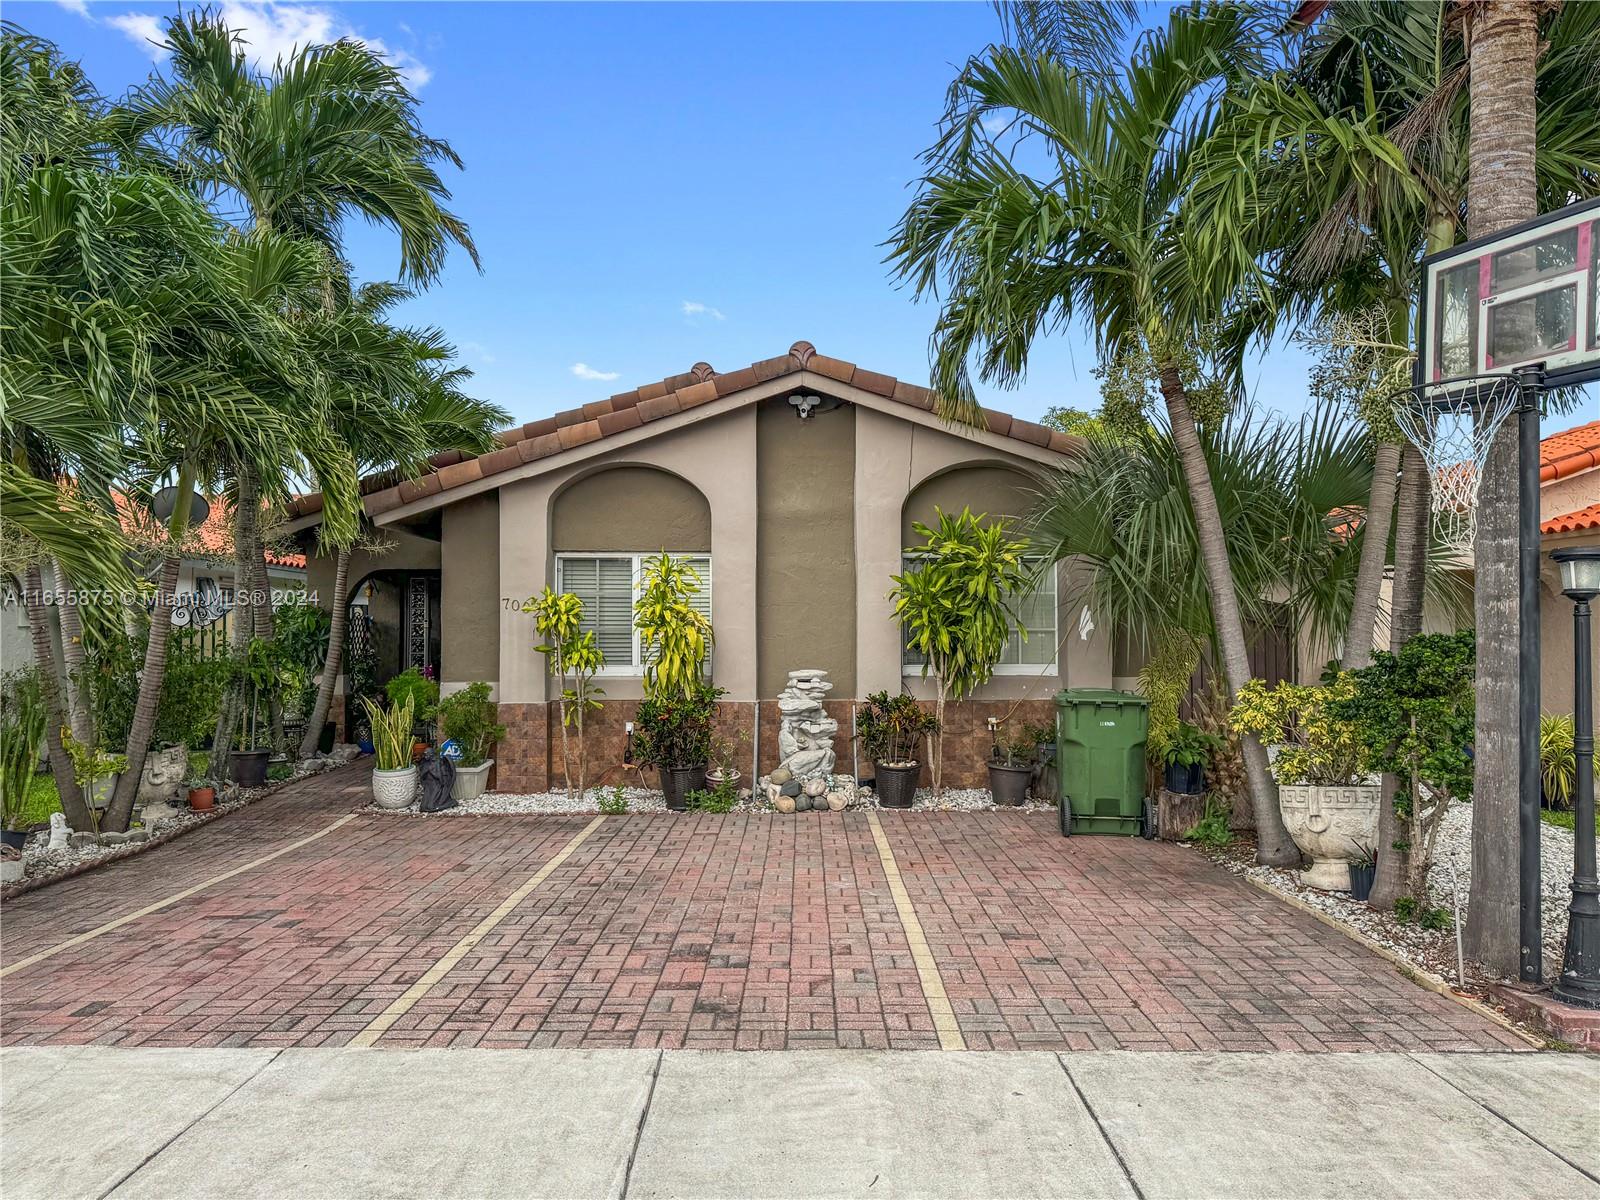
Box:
1555;545;1600;600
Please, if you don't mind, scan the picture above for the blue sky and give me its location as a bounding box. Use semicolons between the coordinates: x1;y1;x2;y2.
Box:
19;0;1324;428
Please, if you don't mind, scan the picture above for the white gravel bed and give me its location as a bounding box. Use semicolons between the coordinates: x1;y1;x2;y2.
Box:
906;787;1056;814
365;782;1058;816
1205;799;1579;990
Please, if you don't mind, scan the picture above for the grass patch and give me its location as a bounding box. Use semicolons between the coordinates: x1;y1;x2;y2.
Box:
15;773;62;827
1541;807;1600;835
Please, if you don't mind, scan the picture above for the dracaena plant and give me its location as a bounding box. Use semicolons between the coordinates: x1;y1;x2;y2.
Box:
634;554;712;701
525;587;606;800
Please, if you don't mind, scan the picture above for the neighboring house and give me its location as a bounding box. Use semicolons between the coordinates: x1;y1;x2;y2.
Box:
1538;419;1600;717
281;341;1117;790
0;493;307;675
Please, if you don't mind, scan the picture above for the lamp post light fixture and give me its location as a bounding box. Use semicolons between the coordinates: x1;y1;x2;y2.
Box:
1552;545;1600;1009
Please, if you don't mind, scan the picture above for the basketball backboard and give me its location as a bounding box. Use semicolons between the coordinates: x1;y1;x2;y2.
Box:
1417;195;1600;399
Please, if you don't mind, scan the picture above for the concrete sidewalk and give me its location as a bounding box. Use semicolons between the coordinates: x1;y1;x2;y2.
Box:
2;1048;1595;1199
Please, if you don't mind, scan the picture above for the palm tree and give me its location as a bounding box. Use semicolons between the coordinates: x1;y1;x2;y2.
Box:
887;6;1300;864
294;288;506;760
122;12;478;765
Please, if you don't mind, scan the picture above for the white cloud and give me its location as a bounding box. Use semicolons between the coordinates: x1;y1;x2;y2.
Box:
571;363;620;383
104;3;432;87
461;341;496;365
54;0;91;18
681;300;725;321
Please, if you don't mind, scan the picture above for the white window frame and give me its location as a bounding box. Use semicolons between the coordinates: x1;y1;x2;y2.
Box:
900;554;1057;676
554;552;712;677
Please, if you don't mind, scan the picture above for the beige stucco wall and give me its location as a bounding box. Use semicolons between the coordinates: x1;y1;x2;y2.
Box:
853;406;1111;703
497;410;760;704
901;464;1041;542
441;493;499;689
552;466;711;553
756;397;856;696
303;521;441;616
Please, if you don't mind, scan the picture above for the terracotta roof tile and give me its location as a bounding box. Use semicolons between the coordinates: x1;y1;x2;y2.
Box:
1542;420;1600;483
597;406;644;437
637;393;681;423
1543;501;1600;535
287;343;1082;521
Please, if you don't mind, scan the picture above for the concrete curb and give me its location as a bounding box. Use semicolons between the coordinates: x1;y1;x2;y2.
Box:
1240;873;1544;1048
0;761;361;905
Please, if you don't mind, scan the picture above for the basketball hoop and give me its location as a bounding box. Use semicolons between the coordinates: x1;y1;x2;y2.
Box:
1389;373;1521;555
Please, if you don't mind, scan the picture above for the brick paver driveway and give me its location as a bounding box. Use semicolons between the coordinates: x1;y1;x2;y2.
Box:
0;765;1525;1052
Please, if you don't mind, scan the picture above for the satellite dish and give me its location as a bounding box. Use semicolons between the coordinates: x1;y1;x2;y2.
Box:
150;486;210;528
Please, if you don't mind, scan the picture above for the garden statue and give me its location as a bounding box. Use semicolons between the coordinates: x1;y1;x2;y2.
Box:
48;812;69;851
137;744;189;807
773;669;837;781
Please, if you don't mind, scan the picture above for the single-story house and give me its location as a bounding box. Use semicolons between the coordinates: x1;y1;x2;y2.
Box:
1535;419;1600;717
281;341;1119;790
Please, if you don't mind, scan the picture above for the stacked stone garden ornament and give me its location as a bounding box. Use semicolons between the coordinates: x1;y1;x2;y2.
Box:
761;669;855;813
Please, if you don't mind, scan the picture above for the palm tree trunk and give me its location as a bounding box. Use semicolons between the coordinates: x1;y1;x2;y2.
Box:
250;526;285;754
1341;440;1400;669
108;467;197;832
1461;0;1539;977
209;474;258;778
299;545;350;759
1370;441;1433;910
51;561;94;747
1156;362;1298;866
24;563;92;830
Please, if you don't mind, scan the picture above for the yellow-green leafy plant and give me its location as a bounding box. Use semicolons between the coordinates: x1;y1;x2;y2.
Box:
1138;634;1200;767
525;587;606;799
361;694;415;772
1229;675;1369;787
61;729;128;837
634;554;712;701
1541;714;1576;810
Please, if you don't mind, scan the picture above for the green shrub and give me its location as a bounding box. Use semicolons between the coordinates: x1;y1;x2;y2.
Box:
633;681;722;770
385;668;439;724
598;787;628;815
686;777;739;812
856;691;938;765
1;671;45;832
1181;796;1233;847
436;682;505;767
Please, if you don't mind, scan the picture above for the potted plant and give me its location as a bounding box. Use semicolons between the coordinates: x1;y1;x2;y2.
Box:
1160;721;1223;795
857;691;938;809
705;728;749;791
229;638;277;788
187;781;216;812
437;682;506;801
363;693;418;809
1230;673;1375;891
1348;843;1377;902
1;679;45;851
892;508;1032;796
633;682;723;811
526;588;606;800
987;724;1037;806
386;667;440;753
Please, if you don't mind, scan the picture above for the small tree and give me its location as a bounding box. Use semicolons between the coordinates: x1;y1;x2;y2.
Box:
891;508;1031;795
634;554;713;700
524;588;605;799
1330;631;1476;909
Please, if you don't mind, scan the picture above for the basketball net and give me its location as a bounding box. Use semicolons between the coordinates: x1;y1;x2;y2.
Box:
1391;376;1521;555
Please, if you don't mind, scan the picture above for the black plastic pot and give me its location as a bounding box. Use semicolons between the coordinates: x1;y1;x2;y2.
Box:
318;721;337;754
1163;761;1204;795
1;829;28;852
1348;862;1377;902
875;762;920;809
659;766;707;812
229;749;270;788
987;762;1032;806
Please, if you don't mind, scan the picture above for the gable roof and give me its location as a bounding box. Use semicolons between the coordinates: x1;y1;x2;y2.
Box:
1541;419;1600;484
281;341;1075;524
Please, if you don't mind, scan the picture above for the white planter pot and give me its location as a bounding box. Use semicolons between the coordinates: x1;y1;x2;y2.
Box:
451;760;492;802
1;859;23;885
371;765;418;810
1278;783;1381;891
138;745;189;806
89;775;119;811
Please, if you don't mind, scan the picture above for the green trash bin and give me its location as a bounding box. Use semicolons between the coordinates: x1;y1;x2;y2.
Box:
1055;689;1149;835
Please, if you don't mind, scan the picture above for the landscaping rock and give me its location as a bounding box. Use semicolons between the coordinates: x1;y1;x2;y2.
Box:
826;792;846;812
795;795;813;812
804;778;827;798
773;795;796;814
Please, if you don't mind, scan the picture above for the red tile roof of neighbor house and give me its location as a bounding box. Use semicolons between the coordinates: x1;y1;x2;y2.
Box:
1544;501;1600;535
114;491;307;569
1541;419;1600;484
281;341;1077;522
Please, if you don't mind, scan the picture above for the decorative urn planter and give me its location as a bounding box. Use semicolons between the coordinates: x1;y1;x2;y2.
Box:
1277;783;1381;891
451;760;493;802
138;744;190;806
371;765;419;810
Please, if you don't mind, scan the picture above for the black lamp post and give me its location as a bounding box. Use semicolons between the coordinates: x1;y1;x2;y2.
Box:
1552;546;1600;1010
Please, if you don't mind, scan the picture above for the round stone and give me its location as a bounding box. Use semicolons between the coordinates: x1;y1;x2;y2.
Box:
780;780;802;798
826;792;846;812
774;795;796;814
804;779;827;798
769;767;792;786
795;794;813;811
